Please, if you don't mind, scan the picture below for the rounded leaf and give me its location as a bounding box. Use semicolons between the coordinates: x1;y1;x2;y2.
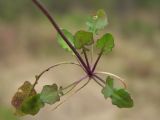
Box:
40;84;60;105
74;30;94;49
96;33;114;54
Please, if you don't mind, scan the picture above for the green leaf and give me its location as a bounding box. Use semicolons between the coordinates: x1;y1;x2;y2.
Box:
107;76;114;88
101;77;114;98
96;33;114;54
40;84;60;105
74;30;94;49
86;9;108;34
20;94;44;115
102;76;134;108
56;29;74;52
111;89;134;108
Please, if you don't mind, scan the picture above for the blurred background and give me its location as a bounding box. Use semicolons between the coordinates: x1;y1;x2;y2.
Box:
0;0;160;120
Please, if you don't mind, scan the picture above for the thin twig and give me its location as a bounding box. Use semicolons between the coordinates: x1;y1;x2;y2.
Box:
91;44;94;66
62;75;88;91
39;62;81;80
74;55;87;73
32;0;89;73
52;78;91;111
91;50;103;72
73;78;90;95
93;74;106;84
63;75;88;95
92;77;104;87
30;61;82;95
94;71;127;88
83;49;90;71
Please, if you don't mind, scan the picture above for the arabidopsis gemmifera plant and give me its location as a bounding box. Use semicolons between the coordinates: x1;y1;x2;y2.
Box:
11;0;134;116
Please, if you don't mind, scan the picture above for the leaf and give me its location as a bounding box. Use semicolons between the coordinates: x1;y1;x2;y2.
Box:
11;81;38;116
96;33;114;54
20;94;44;115
11;81;36;109
101;77;114;98
74;30;94;49
86;9;108;34
56;29;74;52
107;76;114;88
40;84;60;105
111;89;134;108
102;76;134;108
96;9;108;30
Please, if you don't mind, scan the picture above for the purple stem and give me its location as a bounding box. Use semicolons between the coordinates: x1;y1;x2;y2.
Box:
92;77;104;87
83;49;91;71
92;51;103;72
93;74;105;84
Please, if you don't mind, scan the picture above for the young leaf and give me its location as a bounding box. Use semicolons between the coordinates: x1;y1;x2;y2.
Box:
111;89;134;108
102;76;134;108
20;94;44;115
40;84;60;105
96;33;114;54
56;29;74;52
74;30;94;49
86;9;108;34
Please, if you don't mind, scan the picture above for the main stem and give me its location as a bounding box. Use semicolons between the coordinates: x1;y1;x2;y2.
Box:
32;0;89;74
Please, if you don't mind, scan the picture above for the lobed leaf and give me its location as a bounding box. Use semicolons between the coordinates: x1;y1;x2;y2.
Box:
56;29;74;52
96;33;114;54
74;30;94;49
86;9;108;34
40;84;60;105
102;76;134;108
